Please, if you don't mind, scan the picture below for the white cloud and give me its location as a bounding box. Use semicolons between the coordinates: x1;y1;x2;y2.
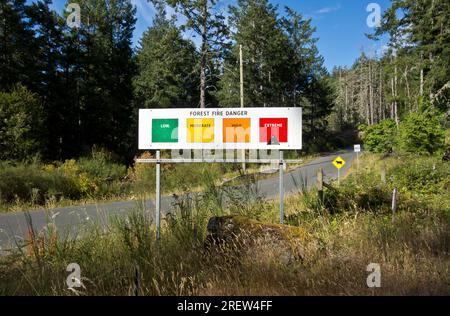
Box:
315;4;341;14
364;42;390;59
131;0;155;24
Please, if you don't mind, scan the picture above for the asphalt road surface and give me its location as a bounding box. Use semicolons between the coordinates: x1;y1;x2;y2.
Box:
0;149;356;253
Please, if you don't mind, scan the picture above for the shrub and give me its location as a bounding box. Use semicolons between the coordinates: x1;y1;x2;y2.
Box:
0;85;45;160
76;148;128;196
359;119;397;153
0;149;130;209
398;112;445;154
0;162;80;205
390;157;449;195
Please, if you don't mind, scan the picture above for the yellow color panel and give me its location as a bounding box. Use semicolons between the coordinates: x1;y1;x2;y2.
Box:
187;118;215;143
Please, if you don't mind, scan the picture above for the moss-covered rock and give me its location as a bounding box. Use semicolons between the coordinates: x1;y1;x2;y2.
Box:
205;215;316;264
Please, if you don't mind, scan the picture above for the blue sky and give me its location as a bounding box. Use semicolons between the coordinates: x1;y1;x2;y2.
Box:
34;0;391;71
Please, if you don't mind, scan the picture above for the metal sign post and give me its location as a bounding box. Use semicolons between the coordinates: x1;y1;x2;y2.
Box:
155;150;161;240
354;144;361;172
279;150;284;224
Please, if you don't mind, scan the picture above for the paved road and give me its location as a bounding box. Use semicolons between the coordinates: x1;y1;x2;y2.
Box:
0;150;356;252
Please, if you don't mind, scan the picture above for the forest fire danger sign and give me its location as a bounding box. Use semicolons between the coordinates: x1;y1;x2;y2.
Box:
138;107;301;150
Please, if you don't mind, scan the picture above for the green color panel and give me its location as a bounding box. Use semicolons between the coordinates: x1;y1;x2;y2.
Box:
152;119;178;143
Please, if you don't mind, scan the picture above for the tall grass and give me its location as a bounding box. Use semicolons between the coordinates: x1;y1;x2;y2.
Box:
1;153;449;295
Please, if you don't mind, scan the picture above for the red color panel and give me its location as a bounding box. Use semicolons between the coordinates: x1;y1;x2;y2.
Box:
259;118;288;143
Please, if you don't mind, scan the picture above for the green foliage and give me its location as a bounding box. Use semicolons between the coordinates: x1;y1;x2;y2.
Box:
390;157;449;195
359;119;397;153
398;112;445;154
0;0;39;90
2;153;449;295
0;149;129;209
373;0;450;98
0;161;80;205
77;148;127;185
166;0;229;108
2;0;138;161
64;0;137;159
313;181;392;215
133;6;199;108
0;85;45;160
218;0;292;107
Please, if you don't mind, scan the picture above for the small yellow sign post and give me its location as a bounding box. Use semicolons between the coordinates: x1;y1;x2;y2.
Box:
332;156;346;185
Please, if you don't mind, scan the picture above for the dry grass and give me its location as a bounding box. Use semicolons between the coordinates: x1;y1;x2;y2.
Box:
0;153;449;295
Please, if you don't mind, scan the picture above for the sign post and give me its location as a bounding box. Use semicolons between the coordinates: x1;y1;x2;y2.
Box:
354;144;361;171
279;150;284;224
391;187;398;222
155;150;161;240
332;156;346;185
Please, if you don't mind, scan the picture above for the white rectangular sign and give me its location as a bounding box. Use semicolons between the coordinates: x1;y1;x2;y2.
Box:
138;107;302;150
354;144;361;152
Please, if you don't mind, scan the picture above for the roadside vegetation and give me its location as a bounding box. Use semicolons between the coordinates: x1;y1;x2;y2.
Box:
1;150;448;295
0;147;318;212
0;148;235;212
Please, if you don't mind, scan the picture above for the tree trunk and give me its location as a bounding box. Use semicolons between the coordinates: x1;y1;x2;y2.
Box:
390;77;395;120
380;64;384;121
199;1;208;108
420;52;424;99
369;61;374;125
345;81;348;124
404;66;411;112
394;64;399;126
429;52;433;100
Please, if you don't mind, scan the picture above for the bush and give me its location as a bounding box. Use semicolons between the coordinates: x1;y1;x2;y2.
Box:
359;119;397;153
0;149;131;209
0;85;45;161
397;112;445;154
74;148;128;196
390;157;449;195
0;162;80;205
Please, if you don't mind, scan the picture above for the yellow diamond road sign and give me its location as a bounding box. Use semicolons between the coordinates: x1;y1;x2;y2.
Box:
332;156;346;169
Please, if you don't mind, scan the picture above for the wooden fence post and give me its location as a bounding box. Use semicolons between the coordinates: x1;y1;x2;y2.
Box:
134;265;141;296
317;168;324;203
391;188;398;221
381;163;386;184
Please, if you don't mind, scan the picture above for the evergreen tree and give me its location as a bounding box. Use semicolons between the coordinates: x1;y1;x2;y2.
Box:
218;0;291;107
64;0;137;159
26;0;68;158
0;0;39;91
165;0;229;108
281;7;333;139
372;0;450;112
134;5;199;108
